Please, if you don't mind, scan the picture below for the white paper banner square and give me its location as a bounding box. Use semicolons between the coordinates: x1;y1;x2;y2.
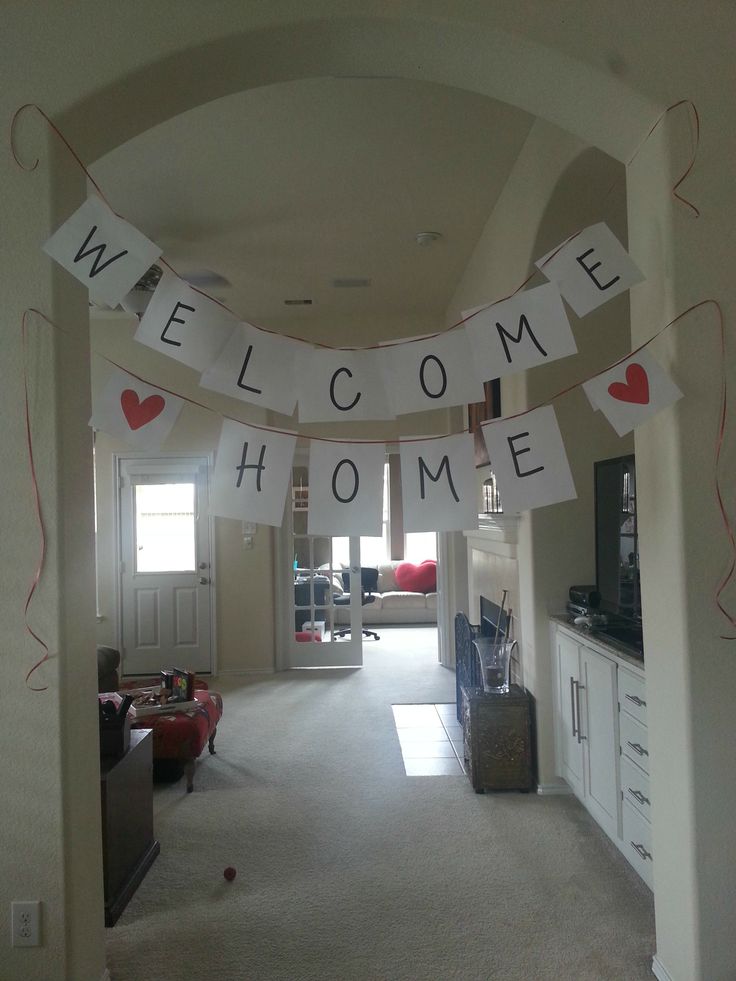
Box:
582;349;683;436
536;222;644;317
378;330;485;416
136;271;237;371
464;283;577;381
481;405;577;513
210;420;296;527
297;348;394;423
307;441;385;536
89;367;184;450
43;196;161;308
400;433;477;533
200;322;299;416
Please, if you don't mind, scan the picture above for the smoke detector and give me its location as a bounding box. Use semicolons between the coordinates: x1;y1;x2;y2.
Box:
415;231;442;247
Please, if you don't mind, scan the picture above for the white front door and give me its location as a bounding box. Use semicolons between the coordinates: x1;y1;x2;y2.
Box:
118;456;213;677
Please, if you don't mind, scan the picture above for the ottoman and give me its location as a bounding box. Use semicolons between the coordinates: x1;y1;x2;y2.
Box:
131;689;223;793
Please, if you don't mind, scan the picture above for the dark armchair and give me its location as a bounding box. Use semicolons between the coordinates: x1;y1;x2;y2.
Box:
333;567;380;641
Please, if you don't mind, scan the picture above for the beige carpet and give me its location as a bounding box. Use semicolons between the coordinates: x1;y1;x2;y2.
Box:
105;627;655;981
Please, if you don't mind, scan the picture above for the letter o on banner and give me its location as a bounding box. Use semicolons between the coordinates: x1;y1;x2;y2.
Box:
308;440;386;537
419;354;448;399
331;458;359;504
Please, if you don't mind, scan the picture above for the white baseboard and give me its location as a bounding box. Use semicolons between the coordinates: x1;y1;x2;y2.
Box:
536;782;572;795
652;955;674;981
212;668;275;677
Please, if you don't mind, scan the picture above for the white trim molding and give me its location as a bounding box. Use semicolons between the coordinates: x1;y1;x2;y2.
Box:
651;956;675;981
536;782;573;795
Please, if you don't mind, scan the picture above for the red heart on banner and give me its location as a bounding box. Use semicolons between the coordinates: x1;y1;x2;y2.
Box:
607;363;650;405
120;389;166;430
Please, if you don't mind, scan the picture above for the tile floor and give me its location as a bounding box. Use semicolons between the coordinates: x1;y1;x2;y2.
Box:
391;702;466;776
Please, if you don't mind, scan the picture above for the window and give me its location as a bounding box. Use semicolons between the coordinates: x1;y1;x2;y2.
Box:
331;462;390;567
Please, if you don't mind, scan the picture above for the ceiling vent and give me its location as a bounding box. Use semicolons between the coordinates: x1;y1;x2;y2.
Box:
332;278;372;288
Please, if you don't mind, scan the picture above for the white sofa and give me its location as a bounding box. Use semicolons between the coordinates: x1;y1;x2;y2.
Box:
331;561;437;626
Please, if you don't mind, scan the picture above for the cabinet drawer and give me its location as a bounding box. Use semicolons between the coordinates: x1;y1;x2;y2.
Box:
621;754;652;821
619;669;647;726
620;711;649;774
622;799;653;889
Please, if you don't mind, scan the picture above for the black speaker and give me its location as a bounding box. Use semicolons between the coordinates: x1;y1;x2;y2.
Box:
569;585;600;609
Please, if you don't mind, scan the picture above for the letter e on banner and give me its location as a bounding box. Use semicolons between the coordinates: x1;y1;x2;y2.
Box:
535;222;644;318
481;405;576;513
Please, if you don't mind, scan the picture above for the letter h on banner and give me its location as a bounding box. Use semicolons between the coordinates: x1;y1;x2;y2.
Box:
210;419;297;527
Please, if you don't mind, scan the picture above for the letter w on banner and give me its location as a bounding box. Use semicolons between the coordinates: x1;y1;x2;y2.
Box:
308;441;386;537
211;420;297;527
43;196;161;308
482;405;577;513
400;433;477;533
536;222;644;317
135;270;236;371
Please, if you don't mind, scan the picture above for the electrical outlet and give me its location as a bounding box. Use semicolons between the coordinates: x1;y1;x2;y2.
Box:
11;901;41;947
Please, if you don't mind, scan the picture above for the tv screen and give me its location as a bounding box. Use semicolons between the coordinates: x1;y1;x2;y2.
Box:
594;454;641;623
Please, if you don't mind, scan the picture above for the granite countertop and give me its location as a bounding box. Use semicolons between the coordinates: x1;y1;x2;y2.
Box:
550;614;645;672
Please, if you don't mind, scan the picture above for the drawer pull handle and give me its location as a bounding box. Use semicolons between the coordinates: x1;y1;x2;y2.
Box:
628;788;651;806
625;693;647;708
627;741;649;757
631;841;653;861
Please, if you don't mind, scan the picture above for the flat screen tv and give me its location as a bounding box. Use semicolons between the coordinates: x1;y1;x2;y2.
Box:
594;454;643;655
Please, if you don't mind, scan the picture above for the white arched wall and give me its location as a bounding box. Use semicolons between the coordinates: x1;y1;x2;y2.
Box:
3;6;734;980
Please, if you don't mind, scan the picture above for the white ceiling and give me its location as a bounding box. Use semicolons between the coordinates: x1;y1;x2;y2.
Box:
91;77;533;335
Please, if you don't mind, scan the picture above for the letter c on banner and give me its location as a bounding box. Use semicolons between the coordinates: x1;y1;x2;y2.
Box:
419;355;448;399
329;367;361;412
331;458;359;504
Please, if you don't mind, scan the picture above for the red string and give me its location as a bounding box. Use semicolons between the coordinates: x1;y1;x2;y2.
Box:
625;99;701;218
21;309;59;691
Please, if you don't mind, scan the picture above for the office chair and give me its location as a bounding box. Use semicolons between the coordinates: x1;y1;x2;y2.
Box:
333;567;380;641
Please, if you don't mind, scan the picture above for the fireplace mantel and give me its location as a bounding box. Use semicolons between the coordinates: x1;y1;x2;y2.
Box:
464;515;520;558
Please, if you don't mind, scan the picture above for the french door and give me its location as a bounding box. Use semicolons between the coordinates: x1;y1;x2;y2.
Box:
278;464;363;668
117;456;213;676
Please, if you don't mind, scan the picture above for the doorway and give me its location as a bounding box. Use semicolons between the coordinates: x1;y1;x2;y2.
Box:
116;455;214;676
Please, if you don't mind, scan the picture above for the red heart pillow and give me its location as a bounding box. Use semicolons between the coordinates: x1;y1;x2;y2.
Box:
395;560;437;593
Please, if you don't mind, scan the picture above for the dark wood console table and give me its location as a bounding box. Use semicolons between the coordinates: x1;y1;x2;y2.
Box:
460;685;534;793
100;728;160;926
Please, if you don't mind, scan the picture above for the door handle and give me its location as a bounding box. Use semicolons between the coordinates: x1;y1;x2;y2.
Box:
199;577;209;585
570;676;578;738
575;682;586;743
631;841;653;861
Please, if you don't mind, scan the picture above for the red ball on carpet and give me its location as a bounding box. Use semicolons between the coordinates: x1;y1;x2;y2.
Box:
223;866;237;881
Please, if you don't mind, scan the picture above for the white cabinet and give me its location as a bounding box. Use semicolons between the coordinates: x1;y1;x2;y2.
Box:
553;629;620;842
552;623;650;887
617;666;653;888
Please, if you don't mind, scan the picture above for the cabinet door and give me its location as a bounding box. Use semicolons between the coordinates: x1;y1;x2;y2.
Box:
580;646;621;841
556;633;584;798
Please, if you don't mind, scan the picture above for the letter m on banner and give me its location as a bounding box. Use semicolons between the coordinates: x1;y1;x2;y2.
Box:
43;195;161;308
399;433;477;533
